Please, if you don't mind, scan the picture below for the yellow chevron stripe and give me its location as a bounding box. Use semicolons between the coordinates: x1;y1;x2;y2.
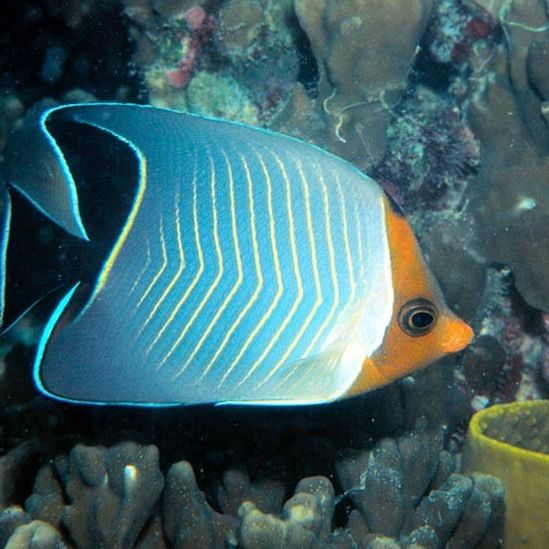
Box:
187;151;244;380
225;155;284;387
91;155;147;300
171;153;224;379
128;238;151;297
140;192;185;332
215;155;264;387
277;173;363;394
264;163;341;392
150;163;204;364
300;164;339;354
305;172;359;349
237;155;303;387
233;152;304;390
254;156;323;389
136;213;168;308
333;173;356;309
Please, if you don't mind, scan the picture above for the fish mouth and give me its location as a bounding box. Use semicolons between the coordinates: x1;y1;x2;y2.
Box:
441;317;474;354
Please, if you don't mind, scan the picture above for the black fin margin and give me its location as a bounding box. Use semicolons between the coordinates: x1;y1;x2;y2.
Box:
383;189;407;217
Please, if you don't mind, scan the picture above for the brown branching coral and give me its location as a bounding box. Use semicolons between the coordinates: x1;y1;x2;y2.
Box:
237;477;335;547
24;443;165;548
162;460;235;547
216;469;285;516
5;519;67;549
0;442;39;512
337;422;505;547
0;424;505;548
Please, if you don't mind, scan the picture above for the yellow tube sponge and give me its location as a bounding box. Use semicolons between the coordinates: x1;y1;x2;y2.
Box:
463;400;549;548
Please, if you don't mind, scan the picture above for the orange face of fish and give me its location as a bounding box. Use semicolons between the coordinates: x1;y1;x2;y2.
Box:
348;196;474;396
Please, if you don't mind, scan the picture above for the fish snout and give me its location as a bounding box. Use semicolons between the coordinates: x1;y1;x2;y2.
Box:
441;316;474;354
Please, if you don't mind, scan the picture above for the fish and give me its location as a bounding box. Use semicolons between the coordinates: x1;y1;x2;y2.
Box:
0;103;473;406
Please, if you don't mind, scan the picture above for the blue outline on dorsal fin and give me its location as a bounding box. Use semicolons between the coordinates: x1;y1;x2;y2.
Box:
4;105;89;241
44;105;149;315
0;184;11;330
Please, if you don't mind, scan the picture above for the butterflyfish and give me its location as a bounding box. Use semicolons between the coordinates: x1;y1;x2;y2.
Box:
0;103;473;406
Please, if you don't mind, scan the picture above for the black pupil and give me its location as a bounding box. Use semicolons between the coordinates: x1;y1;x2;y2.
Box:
411;310;433;329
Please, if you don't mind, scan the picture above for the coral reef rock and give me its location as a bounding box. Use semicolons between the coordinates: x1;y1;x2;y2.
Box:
282;0;434;170
464;0;549;312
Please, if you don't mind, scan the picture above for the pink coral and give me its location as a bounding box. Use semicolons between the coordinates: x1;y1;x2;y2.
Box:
184;6;210;32
167;41;197;89
167;6;214;90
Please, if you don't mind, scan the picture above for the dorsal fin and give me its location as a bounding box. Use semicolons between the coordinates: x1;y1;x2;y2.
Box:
1;104;138;332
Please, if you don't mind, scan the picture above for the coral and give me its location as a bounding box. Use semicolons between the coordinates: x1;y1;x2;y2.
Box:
128;3;216;111
216;469;285;516
0;506;68;548
23;442;164;548
162;460;236;547
6;520;67;549
461;0;549;312
165;7;215;90
215;0;298;113
25;460;65;529
124;0;209;30
462;335;506;395
543;313;549;387
237;477;335;547
427;0;498;66
0;442;39;511
184;72;260;124
124;0;298;120
463;400;549;548
216;0;265;58
0;505;30;546
277;0;434;170
471;268;547;404
337;421;505;547
62;443;164;547
0;423;506;547
371;86;480;211
430;267;548;440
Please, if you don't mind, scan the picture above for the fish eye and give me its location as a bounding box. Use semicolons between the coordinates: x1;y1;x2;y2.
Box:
398;299;438;336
